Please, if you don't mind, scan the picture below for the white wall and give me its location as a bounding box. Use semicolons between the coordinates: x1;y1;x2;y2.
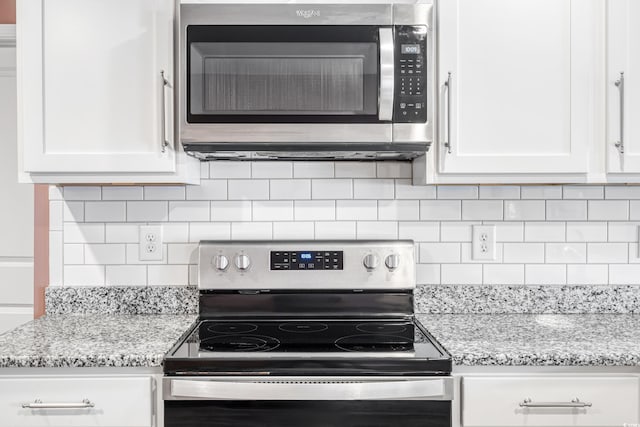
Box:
0;25;34;333
50;161;640;287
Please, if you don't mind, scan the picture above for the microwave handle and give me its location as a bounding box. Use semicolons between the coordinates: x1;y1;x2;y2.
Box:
378;27;394;121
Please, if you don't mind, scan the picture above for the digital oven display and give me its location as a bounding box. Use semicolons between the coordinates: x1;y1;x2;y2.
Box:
401;44;421;54
270;251;343;271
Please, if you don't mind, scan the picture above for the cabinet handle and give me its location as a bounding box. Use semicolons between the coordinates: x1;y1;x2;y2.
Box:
519;397;592;408
160;70;171;153
21;398;95;409
615;72;625;154
444;72;453;154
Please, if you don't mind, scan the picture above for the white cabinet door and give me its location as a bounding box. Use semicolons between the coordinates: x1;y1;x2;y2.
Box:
607;0;640;176
436;0;597;176
18;0;176;174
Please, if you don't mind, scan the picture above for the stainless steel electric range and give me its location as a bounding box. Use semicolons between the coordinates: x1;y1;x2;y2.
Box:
163;240;452;427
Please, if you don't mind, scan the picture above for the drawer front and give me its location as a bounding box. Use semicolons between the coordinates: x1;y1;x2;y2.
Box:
462;376;639;427
0;376;153;427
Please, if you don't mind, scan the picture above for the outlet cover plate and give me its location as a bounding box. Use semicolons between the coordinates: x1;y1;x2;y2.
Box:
472;225;496;261
139;225;163;261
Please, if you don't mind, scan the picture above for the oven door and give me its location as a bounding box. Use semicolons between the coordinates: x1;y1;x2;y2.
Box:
164;376;452;427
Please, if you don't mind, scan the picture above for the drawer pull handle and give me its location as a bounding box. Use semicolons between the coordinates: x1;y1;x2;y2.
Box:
21;398;95;409
519;397;592;408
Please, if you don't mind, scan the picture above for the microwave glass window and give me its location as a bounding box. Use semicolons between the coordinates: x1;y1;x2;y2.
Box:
190;42;378;116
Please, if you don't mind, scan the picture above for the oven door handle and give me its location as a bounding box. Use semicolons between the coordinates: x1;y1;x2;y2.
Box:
167;378;452;401
378;27;395;122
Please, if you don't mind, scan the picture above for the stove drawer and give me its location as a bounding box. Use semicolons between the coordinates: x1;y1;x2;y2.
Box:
462;376;640;427
0;376;153;427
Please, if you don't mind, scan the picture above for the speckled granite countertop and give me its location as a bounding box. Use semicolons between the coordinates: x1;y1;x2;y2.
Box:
417;313;640;366
0;314;197;368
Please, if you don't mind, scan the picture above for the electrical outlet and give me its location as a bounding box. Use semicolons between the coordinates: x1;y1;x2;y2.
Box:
139;225;163;261
472;225;496;260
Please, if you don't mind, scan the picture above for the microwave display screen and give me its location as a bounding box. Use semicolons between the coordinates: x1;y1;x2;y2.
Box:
401;44;421;55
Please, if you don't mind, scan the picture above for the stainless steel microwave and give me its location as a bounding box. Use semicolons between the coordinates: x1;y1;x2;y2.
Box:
179;1;434;160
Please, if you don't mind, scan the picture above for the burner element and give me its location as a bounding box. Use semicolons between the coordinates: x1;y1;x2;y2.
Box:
201;335;280;352
356;322;407;334
278;322;329;334
335;335;413;352
207;323;258;334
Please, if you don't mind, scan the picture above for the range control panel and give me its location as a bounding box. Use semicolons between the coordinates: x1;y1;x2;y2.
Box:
271;251;344;271
394;25;428;123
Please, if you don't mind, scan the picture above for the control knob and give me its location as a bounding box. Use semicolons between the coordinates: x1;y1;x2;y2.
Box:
212;254;229;272
363;253;380;270
385;254;400;271
235;254;251;271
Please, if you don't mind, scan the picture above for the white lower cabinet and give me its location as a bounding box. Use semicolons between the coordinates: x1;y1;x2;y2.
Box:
462;375;640;427
0;375;154;427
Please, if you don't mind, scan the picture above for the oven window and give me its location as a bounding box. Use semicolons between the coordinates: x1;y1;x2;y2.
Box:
186;26;382;123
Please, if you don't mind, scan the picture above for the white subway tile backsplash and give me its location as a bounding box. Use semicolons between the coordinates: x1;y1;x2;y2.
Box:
294;200;336;221
504;200;545;221
420;200;461;220
228;180;269;200
335;162;376;178
64;223;105;244
186;180;227;200
503;243;545;263
252;201;294;221
416;264;440;285
546;200;587;221
148;265;189;286
169;201;210;222
200;163;210;179
606;186;640;199
231;222;273;240
63;186;101;201
587;243;628;263
437;186;478;200
398;222;439;242
167;243;198;264
336;200;378;221
376;162;411;178
211;201;252;222
49;201;63;231
629;201;640;220
105;224;139;243
64;265;105;286
545;243;586;263
524;223;565;242
252;161;293;178
440;221;476;242
273;222;315;240
84;244;125;265
127;201;168;222
378;200;419;221
356;222;398;240
313;179;353;199
563;186;604;199
210;161;251;179
462;200;503;221
588;200;629;221
315;222;356;240
520;186;562;199
441;264;482;285
162;223;190;243
483;264;524;285
49;185;63;201
608;222;639;242
144;186;185;201
293;162;334;178
353;179;393;199
85;202;126;222
525;264;566;285
566;222;607;242
567;264;608;285
419;243;460;263
479;186;520;199
63;244;84;265
102;186;143;201
49;231;63;286
64;201;85;222
106;265;147;286
609;265;640;284
395;180;436;199
270;180;311;200
189;223;231;242
495;222;524;242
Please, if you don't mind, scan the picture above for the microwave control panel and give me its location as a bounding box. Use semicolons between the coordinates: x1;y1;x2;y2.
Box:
394;26;428;123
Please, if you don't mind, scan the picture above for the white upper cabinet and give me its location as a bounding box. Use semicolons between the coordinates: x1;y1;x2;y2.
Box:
607;0;640;179
17;0;199;184
426;0;599;183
